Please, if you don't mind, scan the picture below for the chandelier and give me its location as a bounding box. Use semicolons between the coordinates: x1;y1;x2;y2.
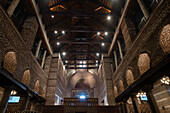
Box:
160;76;170;85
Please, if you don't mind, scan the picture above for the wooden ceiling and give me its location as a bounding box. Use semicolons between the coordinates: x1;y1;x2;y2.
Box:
37;0;124;69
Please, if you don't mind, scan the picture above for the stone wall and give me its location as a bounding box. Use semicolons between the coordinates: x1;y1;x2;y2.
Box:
111;0;170;112
153;80;170;112
0;5;48;96
45;54;67;105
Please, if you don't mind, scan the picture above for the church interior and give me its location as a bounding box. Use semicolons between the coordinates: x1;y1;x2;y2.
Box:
0;0;170;113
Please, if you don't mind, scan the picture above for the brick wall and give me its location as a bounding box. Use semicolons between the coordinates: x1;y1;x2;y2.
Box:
111;1;170;112
0;5;48;96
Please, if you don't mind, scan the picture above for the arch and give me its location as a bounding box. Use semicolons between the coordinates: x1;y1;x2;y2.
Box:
41;87;46;98
159;24;170;53
138;53;150;75
34;80;40;93
126;69;134;86
3;51;17;73
119;79;124;93
75;79;90;89
21;70;31;86
114;86;118;97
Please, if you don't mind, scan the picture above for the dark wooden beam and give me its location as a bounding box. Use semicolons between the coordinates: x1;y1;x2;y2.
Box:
50;29;112;33
45;11;119;16
65;67;98;69
64;63;99;65
62;58;100;61
48;0;119;16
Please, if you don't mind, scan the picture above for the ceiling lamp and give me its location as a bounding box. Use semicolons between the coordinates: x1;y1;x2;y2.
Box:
62;52;66;56
136;92;146;98
101;43;105;46
96;60;98;63
83;61;86;64
54;30;58;34
96;53;99;56
160;76;170;85
96;64;98;66
65;61;68;63
11;90;17;95
80;61;83;64
97;32;100;35
62;30;65;34
83;65;86;67
107;15;111;20
51;15;54;18
104;32;108;36
56;42;60;45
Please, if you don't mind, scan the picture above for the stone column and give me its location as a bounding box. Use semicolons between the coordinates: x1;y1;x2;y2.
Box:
0;88;11;113
143;85;160;113
113;51;118;69
43;55;52;75
137;0;150;19
131;95;140;113
122;99;128;113
45;55;59;105
19;95;31;111
117;40;123;60
146;91;160;113
7;0;20;17
35;40;42;59
103;55;116;105
121;18;136;51
41;50;47;68
21;16;39;50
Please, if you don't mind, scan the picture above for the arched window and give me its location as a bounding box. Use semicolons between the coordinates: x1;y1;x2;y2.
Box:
21;70;31;86
138;53;150;75
119;80;124;93
34;80;40;93
3;51;17;73
114;86;118;97
126;69;134;86
159;24;170;53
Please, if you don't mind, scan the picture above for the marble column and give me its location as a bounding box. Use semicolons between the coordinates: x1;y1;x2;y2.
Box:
114;51;118;68
7;0;20;17
0;88;11;113
41;50;47;68
137;0;150;19
35;40;42;59
117;40;123;60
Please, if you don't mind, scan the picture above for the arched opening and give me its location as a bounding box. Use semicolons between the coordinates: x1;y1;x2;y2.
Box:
114;86;118;97
119;79;124;93
126;69;134;86
3;51;17;73
34;80;40;93
67;71;98;98
21;70;31;86
138;53;150;75
159;24;170;53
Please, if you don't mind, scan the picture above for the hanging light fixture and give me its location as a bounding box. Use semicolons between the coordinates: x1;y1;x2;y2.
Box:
160;76;170;85
11;90;17;95
136;92;146;98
